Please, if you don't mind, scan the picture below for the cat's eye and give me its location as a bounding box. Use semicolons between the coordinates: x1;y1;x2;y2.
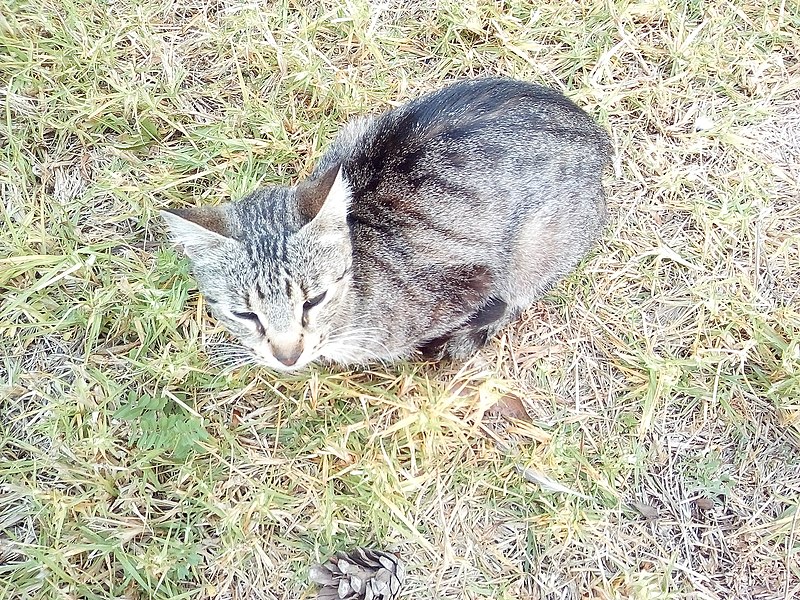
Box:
303;291;327;312
233;310;259;322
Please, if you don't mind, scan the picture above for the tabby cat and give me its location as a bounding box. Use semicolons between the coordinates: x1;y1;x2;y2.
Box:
161;78;611;371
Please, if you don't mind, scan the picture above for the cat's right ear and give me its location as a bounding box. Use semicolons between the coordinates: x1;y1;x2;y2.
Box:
160;207;233;259
296;163;349;227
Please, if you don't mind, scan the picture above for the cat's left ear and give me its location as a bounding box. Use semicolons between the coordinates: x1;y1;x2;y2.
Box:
160;206;234;259
296;163;349;227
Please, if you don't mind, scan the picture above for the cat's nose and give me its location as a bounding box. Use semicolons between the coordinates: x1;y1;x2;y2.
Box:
271;342;303;367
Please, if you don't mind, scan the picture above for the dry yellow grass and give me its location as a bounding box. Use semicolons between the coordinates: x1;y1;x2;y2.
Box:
1;1;799;599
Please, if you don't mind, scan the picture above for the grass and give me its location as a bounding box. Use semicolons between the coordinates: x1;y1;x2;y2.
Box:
1;0;799;598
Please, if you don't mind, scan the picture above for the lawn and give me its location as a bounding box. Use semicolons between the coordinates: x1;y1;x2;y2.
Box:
1;1;799;599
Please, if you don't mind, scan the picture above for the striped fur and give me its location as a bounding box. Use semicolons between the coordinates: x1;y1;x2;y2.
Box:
161;78;611;371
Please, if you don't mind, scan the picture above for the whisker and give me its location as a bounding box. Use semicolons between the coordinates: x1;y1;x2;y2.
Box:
208;343;258;371
319;338;395;366
327;334;394;357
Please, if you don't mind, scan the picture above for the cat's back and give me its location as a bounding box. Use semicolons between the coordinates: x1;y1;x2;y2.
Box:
383;77;606;144
326;79;610;210
311;79;612;347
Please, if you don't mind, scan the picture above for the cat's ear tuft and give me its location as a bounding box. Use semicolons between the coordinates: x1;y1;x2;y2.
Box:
160;206;233;259
296;163;349;225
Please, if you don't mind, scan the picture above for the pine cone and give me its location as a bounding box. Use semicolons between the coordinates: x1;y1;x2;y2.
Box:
309;547;405;600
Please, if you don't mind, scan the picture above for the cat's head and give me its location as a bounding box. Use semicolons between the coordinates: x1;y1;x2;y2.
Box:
161;165;353;371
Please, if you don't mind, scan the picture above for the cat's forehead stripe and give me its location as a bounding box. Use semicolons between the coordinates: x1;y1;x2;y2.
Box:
280;230;288;257
246;232;286;265
254;279;266;301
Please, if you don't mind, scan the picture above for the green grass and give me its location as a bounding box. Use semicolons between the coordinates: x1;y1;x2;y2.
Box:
2;1;800;599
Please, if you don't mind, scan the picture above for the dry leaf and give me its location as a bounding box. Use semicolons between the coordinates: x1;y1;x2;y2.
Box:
230;408;243;428
694;497;715;511
631;501;659;520
516;465;591;499
486;393;531;421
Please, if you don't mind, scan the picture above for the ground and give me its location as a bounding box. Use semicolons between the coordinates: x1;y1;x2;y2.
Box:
1;1;799;599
